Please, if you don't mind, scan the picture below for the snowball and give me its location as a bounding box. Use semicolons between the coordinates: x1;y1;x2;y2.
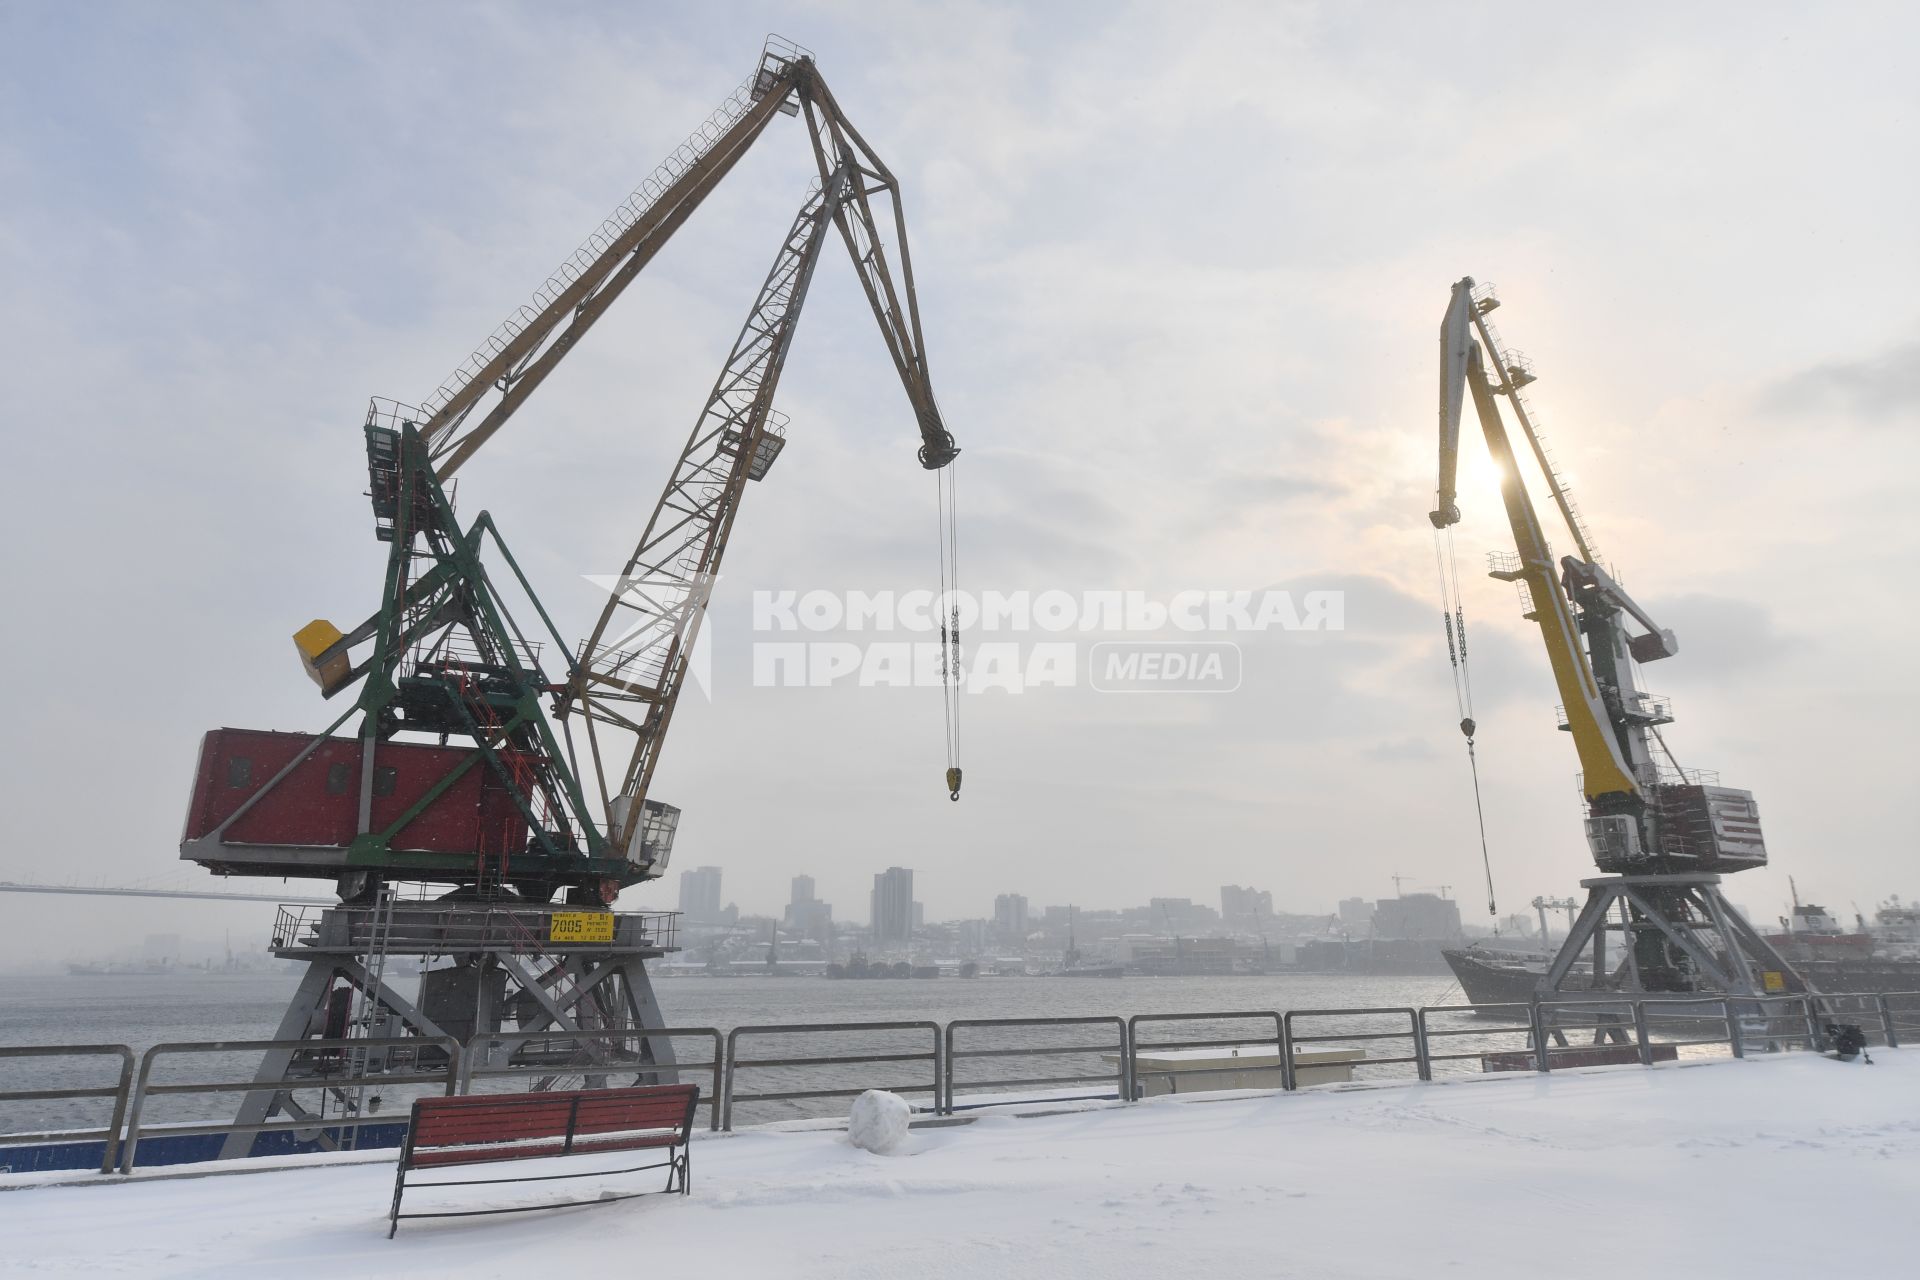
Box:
847;1089;912;1154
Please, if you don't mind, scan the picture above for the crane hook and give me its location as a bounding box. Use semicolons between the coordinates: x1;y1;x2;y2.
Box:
946;766;962;802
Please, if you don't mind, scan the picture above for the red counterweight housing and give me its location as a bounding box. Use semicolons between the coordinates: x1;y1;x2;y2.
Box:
181;728;532;881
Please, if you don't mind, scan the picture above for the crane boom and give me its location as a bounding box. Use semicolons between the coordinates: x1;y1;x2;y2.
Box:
421;40;956;479
422;48;805;476
558;56;962;865
1434;284;1638;803
569;172;853;857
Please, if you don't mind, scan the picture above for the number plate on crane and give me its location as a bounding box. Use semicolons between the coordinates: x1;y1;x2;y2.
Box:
550;911;615;944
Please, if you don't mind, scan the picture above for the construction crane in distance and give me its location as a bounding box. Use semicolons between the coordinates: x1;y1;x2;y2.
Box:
1428;277;1803;1000
181;36;965;908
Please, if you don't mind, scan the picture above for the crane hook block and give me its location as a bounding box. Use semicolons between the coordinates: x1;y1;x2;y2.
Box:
946;767;963;802
1459;717;1477;739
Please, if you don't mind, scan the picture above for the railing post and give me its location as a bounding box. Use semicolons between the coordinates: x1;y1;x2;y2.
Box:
100;1048;134;1175
1631;1001;1652;1066
1801;994;1823;1050
710;1030;725;1131
1879;996;1900;1050
1278;1013;1297;1091
119;1047;162;1175
1530;1001;1551;1073
1122;1016;1138;1103
941;1022;956;1116
1724;999;1745;1058
721;1027;742;1132
1411;1008;1432;1082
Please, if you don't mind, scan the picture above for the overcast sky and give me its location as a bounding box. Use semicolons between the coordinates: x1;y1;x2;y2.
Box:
2;2;1916;966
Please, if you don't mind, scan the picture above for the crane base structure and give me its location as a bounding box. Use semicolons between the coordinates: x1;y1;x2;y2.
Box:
214;898;682;1161
1533;873;1810;1023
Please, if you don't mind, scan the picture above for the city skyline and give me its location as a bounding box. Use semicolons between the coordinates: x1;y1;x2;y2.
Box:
679;861;1471;936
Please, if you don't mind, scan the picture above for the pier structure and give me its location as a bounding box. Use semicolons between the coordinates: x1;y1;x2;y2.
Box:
219;896;680;1160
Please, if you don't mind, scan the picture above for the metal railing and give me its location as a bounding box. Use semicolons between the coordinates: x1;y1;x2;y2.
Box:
460;1027;724;1130
1418;1003;1544;1072
1125;1011;1288;1098
722;1021;941;1131
119;1036;462;1173
270;903;679;956
943;1017;1126;1114
1286;1007;1429;1081
0;1045;136;1173
1806;992;1902;1048
6;990;1914;1175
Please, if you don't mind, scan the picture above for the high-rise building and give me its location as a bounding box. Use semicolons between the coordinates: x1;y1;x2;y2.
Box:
678;866;723;922
1220;885;1274;929
1338;897;1372;931
1149;897;1217;934
783;872;831;942
993;893;1029;948
1372;893;1461;940
870;867;915;945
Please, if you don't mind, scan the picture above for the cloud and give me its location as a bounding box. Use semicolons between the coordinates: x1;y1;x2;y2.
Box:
1760;339;1920;427
1;3;1917;956
1655;594;1803;684
1361;737;1440;763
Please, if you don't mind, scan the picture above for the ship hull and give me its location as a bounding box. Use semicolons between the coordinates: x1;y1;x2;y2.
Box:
1444;947;1920;1012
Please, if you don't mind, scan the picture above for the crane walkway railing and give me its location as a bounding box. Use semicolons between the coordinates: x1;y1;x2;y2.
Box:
5;992;1911;1174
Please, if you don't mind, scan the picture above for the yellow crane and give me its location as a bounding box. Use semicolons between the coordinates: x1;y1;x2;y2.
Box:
1428;278;1801;998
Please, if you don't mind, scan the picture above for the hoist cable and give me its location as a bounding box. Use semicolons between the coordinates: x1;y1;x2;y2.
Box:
1466;738;1498;918
935;460;962;799
1434;525;1497;916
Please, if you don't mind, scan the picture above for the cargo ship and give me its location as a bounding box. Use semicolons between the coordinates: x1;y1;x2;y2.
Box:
1444;895;1920;1010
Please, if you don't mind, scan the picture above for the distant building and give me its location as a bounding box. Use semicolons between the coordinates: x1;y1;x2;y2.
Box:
784;874;833;944
1338;897;1372;931
993;893;1029;947
678;867;723;923
870;867;915;945
1372;893;1461;940
1220;885;1274;930
1149;897;1219;935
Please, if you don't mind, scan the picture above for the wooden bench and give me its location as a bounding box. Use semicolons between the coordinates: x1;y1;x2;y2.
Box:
388;1083;699;1236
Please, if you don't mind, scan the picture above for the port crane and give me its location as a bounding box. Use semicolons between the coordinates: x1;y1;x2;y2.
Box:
182;37;962;908
173;38;966;1158
1430;278;1803;1000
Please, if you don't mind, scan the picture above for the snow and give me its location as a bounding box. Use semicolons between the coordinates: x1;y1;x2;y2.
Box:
845;1089;911;1154
3;1052;1916;1279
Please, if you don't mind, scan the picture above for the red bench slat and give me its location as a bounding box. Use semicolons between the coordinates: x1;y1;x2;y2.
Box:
391;1084;700;1236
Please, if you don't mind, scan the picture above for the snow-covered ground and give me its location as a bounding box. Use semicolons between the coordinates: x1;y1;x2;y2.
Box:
3;1052;1914;1278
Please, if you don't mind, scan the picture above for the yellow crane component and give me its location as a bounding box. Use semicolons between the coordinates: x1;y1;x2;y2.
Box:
1432;280;1638;804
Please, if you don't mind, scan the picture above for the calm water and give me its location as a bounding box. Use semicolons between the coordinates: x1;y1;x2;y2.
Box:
2;968;1523;1137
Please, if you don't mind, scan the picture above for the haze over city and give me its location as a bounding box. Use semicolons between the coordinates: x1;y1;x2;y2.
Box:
3;2;1916;971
